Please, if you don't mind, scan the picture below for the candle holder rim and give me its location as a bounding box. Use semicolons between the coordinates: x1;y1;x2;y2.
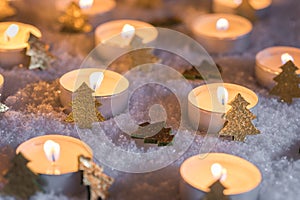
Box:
59;68;129;96
0;73;3;85
256;46;300;74
180;153;262;195
191;13;253;40
188;83;258;113
213;0;272;10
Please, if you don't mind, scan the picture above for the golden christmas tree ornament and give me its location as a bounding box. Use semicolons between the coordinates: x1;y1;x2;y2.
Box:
0;0;16;20
0;101;9;113
58;2;92;33
201;180;229;200
269;60;300;104
79;155;114;200
65;82;105;128
219;93;260;142
26;35;55;70
128;35;160;69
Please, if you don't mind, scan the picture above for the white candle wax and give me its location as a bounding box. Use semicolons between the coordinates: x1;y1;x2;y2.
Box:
0;22;42;69
255;46;300;89
0;74;3;99
191;14;252;53
213;0;272;17
59;68;129;118
94;19;157;61
188;83;258;133
55;0;116;16
180;153;262;200
16;135;92;195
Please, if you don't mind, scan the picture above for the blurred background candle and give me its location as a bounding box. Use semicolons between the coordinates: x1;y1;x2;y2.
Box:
191;14;252;53
180;153;262;200
94;19;158;61
0;22;41;69
255;46;300;89
188;83;258;133
16;135;93;195
213;0;272;17
55;0;116;16
59;68;129;118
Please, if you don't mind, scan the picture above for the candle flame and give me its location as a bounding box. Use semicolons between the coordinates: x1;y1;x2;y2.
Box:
43;140;60;163
121;24;135;39
234;0;242;5
89;72;104;91
281;53;294;64
211;163;223;179
79;0;94;9
216;18;229;31
217;86;229;106
211;163;227;181
4;24;19;41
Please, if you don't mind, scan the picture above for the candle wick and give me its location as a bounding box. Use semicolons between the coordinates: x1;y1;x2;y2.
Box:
51;153;56;163
222;98;225;105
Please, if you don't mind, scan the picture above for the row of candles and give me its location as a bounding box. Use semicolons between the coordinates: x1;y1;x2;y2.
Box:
0;0;294;199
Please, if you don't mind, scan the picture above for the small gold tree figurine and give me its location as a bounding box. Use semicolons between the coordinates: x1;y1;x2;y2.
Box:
269;60;300;104
0;0;16;20
0;101;9;113
202;180;229;200
65;82;105;129
79;155;114;200
219;93;260;142
58;2;92;33
26;35;55;70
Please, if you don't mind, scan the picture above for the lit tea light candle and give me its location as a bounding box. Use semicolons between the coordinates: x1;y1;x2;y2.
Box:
213;0;272;17
191;14;252;53
59;68;129;118
188;83;258;133
56;0;116;16
94;19;157;60
255;46;300;89
180;153;262;200
16;135;93;195
0;22;41;69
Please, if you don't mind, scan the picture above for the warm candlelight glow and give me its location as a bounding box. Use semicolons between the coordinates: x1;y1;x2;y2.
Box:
234;0;242;5
89;71;104;91
217;86;229;105
216;18;229;31
79;0;94;9
43;140;60;163
211;163;226;181
4;24;19;41
121;24;135;39
281;53;294;64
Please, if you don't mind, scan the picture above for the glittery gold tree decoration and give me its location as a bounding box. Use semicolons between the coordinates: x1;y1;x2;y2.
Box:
128;35;159;69
219;93;260;142
79;155;114;200
269;60;300;104
0;0;16;20
58;2;92;33
65;82;105;129
0;101;9;113
26;35;55;70
236;0;256;21
202;180;229;200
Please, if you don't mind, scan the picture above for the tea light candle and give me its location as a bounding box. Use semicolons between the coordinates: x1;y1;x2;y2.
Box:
16;135;93;195
0;22;42;69
191;14;252;53
94;19;158;60
0;73;3;98
213;0;272;17
59;68;129;118
188;83;258;133
55;0;116;16
180;153;262;200
255;46;300;89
